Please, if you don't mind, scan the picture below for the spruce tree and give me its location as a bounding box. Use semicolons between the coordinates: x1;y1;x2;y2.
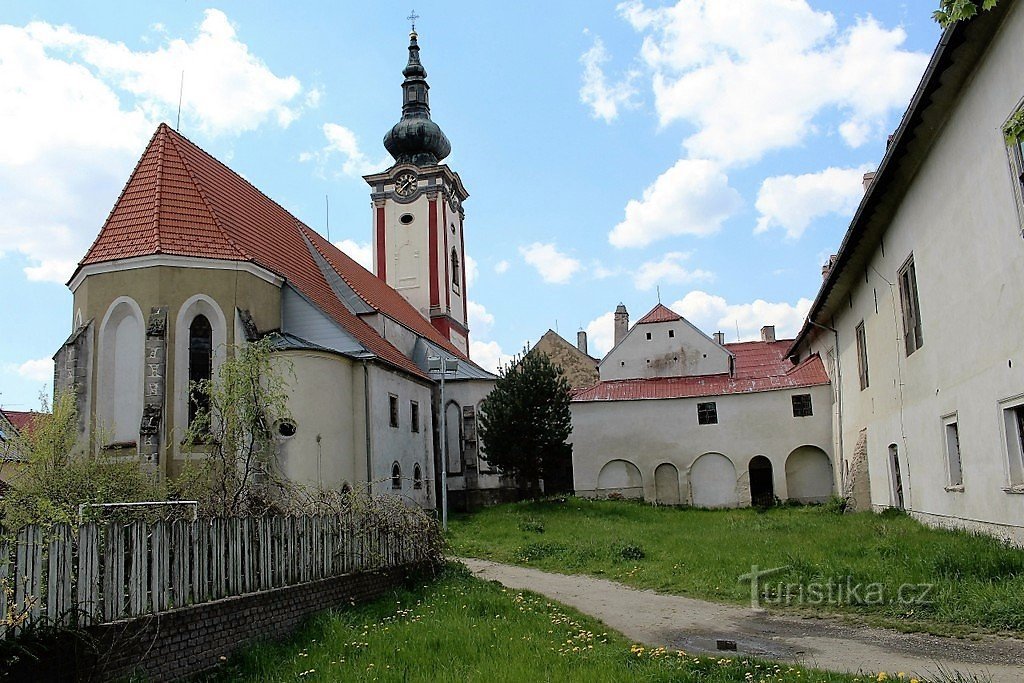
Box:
478;351;573;496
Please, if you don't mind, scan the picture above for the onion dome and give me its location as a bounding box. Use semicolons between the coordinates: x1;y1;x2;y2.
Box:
383;31;452;166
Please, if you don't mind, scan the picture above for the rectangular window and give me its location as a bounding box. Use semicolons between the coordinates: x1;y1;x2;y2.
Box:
389;394;399;428
943;415;963;489
792;394;813;417
697;401;718;425
668;329;675;338
898;255;924;355
1002;401;1024;488
410;401;420;433
646;332;652;340
1003;109;1024;232
855;321;869;390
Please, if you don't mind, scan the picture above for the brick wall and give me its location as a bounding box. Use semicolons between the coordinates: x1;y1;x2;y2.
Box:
74;563;429;682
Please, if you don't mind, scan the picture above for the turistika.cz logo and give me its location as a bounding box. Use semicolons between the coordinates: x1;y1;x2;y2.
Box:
738;565;935;609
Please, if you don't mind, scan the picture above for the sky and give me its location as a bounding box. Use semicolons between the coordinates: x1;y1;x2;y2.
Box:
0;0;943;411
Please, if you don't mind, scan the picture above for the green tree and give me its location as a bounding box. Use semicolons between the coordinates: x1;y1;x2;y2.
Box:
182;337;293;516
934;0;999;27
478;351;573;496
0;391;161;531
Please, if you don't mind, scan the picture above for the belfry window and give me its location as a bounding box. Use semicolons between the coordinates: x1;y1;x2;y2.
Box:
392;462;402;490
188;315;213;428
451;249;460;289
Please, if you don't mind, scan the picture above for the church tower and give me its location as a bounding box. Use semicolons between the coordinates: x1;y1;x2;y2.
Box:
364;28;471;355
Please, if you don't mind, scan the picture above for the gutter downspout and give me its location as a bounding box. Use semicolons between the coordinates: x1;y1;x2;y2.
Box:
362;360;373;497
807;318;845;497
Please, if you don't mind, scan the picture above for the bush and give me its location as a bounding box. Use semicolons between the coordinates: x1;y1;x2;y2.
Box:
518;518;545;534
615;542;645;561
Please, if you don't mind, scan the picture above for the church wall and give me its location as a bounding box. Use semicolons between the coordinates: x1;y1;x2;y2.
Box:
570;384;833;506
797;1;1024;544
72;265;281;478
601;319;731;381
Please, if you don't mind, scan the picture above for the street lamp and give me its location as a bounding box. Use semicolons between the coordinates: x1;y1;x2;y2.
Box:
427;355;459;529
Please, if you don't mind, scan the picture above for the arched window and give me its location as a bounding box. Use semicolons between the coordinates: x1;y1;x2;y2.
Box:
413;463;423;489
188;315;213;428
451;249;460;288
391;461;402;490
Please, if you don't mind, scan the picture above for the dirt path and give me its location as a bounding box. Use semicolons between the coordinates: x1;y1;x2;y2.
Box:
462;558;1024;683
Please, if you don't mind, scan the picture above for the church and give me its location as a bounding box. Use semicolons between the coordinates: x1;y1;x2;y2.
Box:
53;29;512;510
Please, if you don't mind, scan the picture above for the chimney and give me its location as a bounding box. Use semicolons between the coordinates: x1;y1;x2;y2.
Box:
613;303;629;347
760;325;776;343
577;329;588;355
862;171;876;192
821;253;837;280
713;331;725;345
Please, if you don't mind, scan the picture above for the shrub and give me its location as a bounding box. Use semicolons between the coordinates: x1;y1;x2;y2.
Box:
518;518;545;534
615;542;645;561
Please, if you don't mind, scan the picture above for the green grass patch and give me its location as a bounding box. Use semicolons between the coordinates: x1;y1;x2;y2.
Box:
448;499;1024;635
205;564;881;682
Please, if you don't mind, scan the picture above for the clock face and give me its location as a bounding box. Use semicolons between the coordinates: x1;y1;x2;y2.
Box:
394;172;418;197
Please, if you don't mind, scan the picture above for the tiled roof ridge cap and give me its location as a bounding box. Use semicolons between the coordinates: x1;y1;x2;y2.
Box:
163;127;249;261
152;131;165;255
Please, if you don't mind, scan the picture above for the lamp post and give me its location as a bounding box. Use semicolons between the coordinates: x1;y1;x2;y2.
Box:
427;355;459;529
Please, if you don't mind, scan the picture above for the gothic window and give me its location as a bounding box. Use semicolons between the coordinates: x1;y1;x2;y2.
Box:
391;461;402;490
188;315;213;428
451;249;460;290
413;463;423;489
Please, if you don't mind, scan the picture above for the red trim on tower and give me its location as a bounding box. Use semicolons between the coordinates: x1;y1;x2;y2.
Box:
428;198;439;307
431;316;451;337
375;205;386;281
443;201;450;311
458;215;468;327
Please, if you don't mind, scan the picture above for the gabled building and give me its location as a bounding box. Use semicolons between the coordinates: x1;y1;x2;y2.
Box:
788;0;1024;542
571;303;833;507
526;329;599;390
53;29;512;509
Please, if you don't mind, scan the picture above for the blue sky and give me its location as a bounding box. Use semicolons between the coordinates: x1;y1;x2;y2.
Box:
0;1;942;410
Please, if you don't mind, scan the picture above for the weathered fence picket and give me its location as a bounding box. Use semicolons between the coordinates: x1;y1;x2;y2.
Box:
2;509;427;637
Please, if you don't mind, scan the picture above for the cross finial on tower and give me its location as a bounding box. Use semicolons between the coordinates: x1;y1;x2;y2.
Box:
407;9;419;33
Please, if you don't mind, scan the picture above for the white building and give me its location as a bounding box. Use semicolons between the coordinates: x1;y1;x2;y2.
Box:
571;304;834;507
788;1;1024;543
54;29;513;510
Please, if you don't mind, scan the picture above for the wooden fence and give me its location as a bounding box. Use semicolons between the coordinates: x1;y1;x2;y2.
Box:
0;512;430;634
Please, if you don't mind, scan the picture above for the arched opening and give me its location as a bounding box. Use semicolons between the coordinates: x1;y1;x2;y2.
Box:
654;463;680;505
785;446;833;503
188;315;213;429
596;459;643;499
413;463;423;489
749;455;775;507
98;298;144;446
451;249;460;288
445;401;462;474
889;444;905;509
690;453;737;508
391;461;402;490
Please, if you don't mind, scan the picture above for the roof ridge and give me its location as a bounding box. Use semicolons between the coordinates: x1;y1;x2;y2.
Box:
162;128;250;262
152;130;165;254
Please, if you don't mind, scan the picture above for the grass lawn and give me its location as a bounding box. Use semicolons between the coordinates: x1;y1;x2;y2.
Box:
448;499;1024;636
207;564;892;682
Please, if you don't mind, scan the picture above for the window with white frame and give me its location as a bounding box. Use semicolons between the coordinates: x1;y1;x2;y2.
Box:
942;414;963;489
1001;399;1024;489
1002;106;1024;232
898;255;924;356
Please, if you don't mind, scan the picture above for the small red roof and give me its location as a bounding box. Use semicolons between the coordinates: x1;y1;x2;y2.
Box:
572;340;829;402
2;410;45;435
76;124;475;379
635;303;683;325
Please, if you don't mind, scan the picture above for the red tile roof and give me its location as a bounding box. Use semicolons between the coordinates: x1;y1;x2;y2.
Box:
572;340;829;402
2;410;45;435
635;303;683;325
76;123;471;379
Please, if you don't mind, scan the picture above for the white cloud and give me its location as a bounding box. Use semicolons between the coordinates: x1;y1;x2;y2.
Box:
609;159;741;248
633;251;713;290
302;123;391;177
585;311;616;357
334;239;372;270
579;35;639;123
670;290;812;341
467;300;494;335
494;260;509;275
470;340;515;374
619;1;928;165
755;165;871;239
9;358;55;383
519;242;581;285
0;13;306;283
465;254;479;287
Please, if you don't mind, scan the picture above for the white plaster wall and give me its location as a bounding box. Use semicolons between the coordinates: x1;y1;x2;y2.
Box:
571;385;833;506
382;193;432;318
443;378;504;492
368;364;435;508
97;297;145;446
601;319;731;381
802;2;1024;539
